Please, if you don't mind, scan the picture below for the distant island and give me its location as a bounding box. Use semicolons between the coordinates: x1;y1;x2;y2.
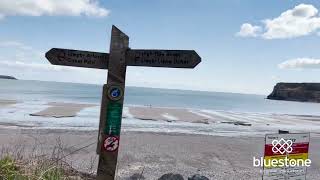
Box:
0;75;17;80
267;83;320;103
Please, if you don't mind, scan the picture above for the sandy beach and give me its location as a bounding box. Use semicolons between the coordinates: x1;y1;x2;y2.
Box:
0;128;319;179
30;102;96;118
1;99;320;179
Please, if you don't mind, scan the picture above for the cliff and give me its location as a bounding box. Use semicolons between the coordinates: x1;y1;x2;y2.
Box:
0;75;17;80
267;83;320;103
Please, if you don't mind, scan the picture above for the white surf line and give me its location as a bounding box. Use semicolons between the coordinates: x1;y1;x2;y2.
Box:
0;101;51;128
201;110;247;122
189;110;212;119
7;101;50;115
123;106;134;118
220;111;260;123
161;113;179;121
201;110;294;127
246;114;285;124
279;116;320;126
246;114;298;125
188;110;216;121
283;114;320;124
236;112;285;123
224;112;287;125
263;114;306;125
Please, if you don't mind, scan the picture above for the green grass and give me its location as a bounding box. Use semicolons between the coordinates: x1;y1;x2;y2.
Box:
0;156;19;180
0;137;96;180
0;156;68;180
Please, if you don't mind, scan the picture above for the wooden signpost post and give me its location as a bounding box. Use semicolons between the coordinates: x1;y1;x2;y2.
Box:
45;25;201;180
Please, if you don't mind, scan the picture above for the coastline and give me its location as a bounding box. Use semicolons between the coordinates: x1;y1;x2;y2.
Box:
1;99;320;137
1;99;320;178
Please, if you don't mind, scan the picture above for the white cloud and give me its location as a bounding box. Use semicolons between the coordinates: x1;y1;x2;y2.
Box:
279;58;320;69
237;4;320;39
0;0;109;19
236;23;261;37
0;41;32;50
263;4;320;39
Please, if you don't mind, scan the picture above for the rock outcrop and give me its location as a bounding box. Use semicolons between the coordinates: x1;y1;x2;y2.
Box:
0;75;17;80
267;83;320;103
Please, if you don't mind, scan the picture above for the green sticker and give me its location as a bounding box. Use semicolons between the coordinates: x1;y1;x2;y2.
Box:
105;102;123;135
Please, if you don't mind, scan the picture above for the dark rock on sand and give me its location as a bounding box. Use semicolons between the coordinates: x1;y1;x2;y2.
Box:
221;121;251;126
278;130;289;134
234;121;251;126
158;173;184;180
188;174;210;180
267;83;320;103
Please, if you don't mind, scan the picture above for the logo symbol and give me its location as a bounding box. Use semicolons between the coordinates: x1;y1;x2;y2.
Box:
272;138;293;154
111;88;120;98
107;86;123;101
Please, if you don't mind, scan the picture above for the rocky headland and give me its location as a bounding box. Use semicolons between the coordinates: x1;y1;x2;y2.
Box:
0;75;17;80
267;83;320;103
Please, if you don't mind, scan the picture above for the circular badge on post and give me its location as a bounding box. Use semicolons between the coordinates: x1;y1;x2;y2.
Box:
104;136;119;152
108;86;123;101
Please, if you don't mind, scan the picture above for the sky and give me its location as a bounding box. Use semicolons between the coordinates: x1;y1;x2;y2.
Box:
1;0;320;95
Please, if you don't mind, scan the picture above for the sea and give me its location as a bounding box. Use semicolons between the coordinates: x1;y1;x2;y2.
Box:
1;79;320;136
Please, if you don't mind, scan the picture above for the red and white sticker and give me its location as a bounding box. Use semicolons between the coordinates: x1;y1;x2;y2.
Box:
103;136;119;152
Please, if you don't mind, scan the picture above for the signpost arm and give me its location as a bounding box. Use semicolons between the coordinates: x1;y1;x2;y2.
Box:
97;25;129;180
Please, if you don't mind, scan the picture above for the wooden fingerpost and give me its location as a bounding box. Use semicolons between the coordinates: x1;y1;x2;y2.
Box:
96;26;129;180
44;25;201;180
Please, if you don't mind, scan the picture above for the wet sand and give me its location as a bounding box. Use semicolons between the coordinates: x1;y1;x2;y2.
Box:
0;128;319;179
30;102;96;118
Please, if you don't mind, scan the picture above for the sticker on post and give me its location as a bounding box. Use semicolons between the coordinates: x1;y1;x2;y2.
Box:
105;102;122;135
103;136;119;152
108;86;123;101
